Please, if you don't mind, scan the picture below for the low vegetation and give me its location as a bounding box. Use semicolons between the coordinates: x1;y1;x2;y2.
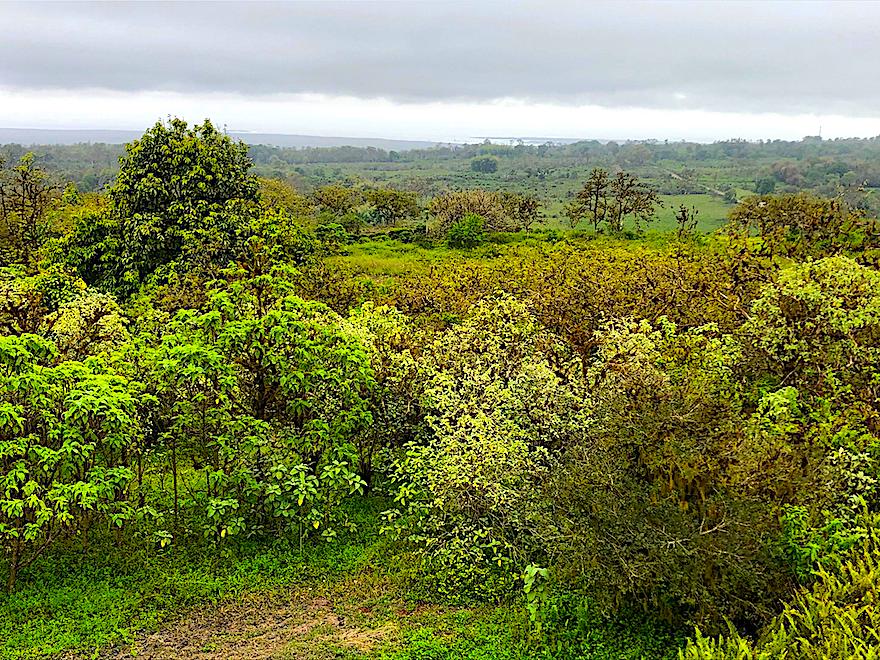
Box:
2;119;880;658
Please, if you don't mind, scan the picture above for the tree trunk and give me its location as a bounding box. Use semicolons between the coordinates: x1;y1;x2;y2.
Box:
172;437;179;530
7;545;18;593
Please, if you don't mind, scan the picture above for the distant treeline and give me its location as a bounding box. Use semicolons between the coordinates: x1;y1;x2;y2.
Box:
5;134;880;193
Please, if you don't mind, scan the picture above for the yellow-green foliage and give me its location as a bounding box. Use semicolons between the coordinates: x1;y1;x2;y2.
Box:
683;537;880;659
380;242;755;353
384;296;587;601
745;256;880;398
726;193;880;262
46;290;129;360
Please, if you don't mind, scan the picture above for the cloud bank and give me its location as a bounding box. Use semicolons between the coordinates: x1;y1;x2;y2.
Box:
1;1;879;139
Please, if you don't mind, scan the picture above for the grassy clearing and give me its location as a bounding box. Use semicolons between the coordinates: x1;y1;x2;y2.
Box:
652;194;733;232
0;496;681;660
327;240;450;276
539;193;733;231
0;500;386;659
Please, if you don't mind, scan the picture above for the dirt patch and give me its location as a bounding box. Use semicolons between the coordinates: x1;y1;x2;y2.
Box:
107;593;397;659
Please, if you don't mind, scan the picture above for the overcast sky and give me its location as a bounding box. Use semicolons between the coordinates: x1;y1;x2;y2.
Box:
1;0;879;142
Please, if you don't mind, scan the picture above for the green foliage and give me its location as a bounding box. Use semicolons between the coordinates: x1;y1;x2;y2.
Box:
383;297;586;602
312;183;364;217
257;176;311;216
429;189;528;235
682;536;880;659
345;302;423;488
0;153;63;269
0;334;140;591
364;187;422;226
447;213;487;248
470;156;499;174
745;256;880;395
726;193;880;262
754;177;776;195
0;265;84;336
566;168;661;233
541;319;792;625
138;267;375;544
10;119;880;658
65;119;259;296
316;222;350;251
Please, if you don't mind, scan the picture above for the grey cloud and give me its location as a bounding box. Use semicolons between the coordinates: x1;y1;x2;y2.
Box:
1;0;878;115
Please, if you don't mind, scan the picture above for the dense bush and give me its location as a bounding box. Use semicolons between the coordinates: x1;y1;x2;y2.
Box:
726;193;880;263
136;268;376;543
429;189;538;235
446;213;487;248
470;155;499;173
682;535;880;659
383;297;586;601
0;335;140;590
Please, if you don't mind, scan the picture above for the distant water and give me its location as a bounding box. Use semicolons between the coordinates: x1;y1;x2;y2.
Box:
457;136;586;146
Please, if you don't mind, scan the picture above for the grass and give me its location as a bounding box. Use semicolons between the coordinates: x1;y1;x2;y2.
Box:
327;239;451;276
540;193;733;231
328;225;716;281
0;499;386;659
0;496;683;660
652;194;733;232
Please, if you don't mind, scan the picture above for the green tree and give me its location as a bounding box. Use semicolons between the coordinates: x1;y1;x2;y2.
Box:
0;154;63;268
345;303;423;489
0;335;140;591
363;187;421;226
430;189;523;235
258;177;311;216
754;176;776;195
141;267;375;543
607;170;662;233
470;156;499;173
446;213;486;248
66;119;259;296
312;184;363;217
500;192;541;232
565;167;610;230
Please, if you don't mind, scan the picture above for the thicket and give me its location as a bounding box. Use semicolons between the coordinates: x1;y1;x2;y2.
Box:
2;119;880;657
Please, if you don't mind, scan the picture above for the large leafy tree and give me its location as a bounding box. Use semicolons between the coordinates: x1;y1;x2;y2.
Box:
66;119;259;296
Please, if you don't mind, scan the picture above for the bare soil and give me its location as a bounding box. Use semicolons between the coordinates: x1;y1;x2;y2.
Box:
100;588;398;659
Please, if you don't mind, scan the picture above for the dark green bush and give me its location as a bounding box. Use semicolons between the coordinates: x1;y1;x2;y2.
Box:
446;213;486;248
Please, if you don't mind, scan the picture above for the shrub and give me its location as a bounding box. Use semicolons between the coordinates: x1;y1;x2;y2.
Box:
470;156;499;173
682;535;880;659
383;296;587;601
541;319;792;626
140;269;375;544
726;193;879;261
446;213;486;248
0;334;140;591
316;222;350;251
